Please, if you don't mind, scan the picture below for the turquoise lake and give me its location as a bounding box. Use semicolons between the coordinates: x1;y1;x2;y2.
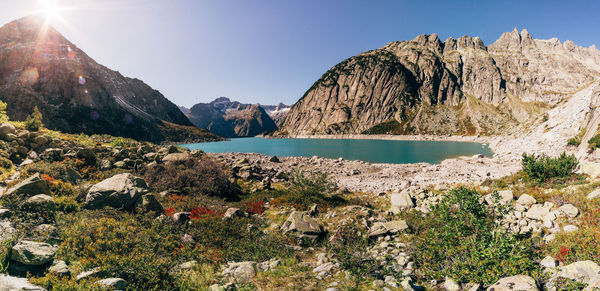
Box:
180;138;493;164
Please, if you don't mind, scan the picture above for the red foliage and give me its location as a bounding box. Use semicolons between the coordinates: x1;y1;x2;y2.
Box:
244;200;265;215
165;208;176;216
190;206;221;220
557;246;571;263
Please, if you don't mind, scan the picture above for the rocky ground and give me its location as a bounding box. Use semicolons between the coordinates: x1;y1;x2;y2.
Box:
0;118;600;290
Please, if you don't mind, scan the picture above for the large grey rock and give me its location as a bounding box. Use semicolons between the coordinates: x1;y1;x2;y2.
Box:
0;122;16;137
48;260;70;276
0;274;46;290
222;208;247;220
10;241;57;266
557;260;600;284
162;152;191;163
525;203;553;221
280;211;324;239
390;191;414;211
23;194;55;211
485;190;513;205
582;162;600;178
0;221;16;242
85;173;148;210
368;220;408;237
96;278;127;290
516;194;537;206
558;204;579;218
487;275;538;290
224;261;256;283
2;173;50;198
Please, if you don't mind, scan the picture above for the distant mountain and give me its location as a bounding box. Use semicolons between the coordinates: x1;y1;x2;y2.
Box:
186;97;279;137
178;106;190;114
0;16;220;142
260;103;290;126
280;29;600;136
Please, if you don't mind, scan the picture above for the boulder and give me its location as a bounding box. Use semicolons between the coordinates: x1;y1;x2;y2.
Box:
0;122;16;137
525;203;553;221
171;212;191;224
280;211;324;239
587;189;600;200
2;173;50;198
487;275;538;291
40;148;64;162
162;152;191;163
390;191;414;212
558;260;600;285
582;162;600;178
222;208;247;220
0;221;16;242
558;204;579;218
540;256;557;269
23;194;55;211
85;173;148;210
516;194;537;206
485;190;513;205
96;278;127;290
368;220;408;237
0;274;46;291
443;277;461;291
11;241;57;266
225;261;256;283
48;260;70;276
169;260;197;275
76;267;101;281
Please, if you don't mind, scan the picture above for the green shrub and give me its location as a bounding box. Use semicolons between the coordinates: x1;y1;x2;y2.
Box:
589;133;600;149
567;137;581;146
271;171;345;210
411;187;539;285
25;106;44;131
521;153;578;184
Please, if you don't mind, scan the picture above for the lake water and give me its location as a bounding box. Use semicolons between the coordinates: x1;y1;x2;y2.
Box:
180;137;493;164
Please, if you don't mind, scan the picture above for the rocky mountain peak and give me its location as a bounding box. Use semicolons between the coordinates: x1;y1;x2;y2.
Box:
411;33;443;53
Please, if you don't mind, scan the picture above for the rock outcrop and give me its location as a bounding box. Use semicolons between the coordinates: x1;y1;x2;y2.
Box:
186;97;278;137
85;173;149;210
280;29;600;136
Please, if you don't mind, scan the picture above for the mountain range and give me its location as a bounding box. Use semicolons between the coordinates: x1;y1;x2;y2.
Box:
0;16;219;142
184;97;289;137
278;28;600;136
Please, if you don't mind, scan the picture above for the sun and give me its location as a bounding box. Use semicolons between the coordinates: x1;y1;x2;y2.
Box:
38;0;61;19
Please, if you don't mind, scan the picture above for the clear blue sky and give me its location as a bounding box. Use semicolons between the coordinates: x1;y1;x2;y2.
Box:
0;0;598;107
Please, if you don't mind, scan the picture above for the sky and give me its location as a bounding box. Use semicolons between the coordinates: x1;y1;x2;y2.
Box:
0;0;599;107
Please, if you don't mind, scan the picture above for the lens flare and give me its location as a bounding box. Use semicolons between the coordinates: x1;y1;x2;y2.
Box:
38;0;60;19
78;75;86;85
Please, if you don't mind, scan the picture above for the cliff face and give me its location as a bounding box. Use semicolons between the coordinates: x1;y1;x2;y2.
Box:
280;29;600;136
186;97;278;137
0;16;216;142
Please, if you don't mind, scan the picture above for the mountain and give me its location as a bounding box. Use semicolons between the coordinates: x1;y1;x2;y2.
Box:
186;97;278;137
260;103;290;126
0;16;220;142
280;29;600;136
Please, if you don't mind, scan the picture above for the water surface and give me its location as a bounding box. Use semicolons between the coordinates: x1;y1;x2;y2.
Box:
181;137;492;164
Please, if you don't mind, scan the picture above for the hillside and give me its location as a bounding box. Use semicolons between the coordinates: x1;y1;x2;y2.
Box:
280;29;600;136
0;16;219;143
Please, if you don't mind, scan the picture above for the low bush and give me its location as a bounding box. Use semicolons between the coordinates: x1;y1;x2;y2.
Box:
138;157;240;200
24;106;44;131
411;187;540;286
521;153;578;185
545;208;600;264
589;133;600;149
271;171;346;210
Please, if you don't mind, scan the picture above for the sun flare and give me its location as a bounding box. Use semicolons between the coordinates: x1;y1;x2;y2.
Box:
38;0;61;19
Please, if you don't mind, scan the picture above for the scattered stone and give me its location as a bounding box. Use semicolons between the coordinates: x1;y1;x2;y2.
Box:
2;173;50;198
11;241;57;266
540;256;557;269
85;173;148;210
96;278;127;290
564;225;579;232
368;220;408;237
76;267;101;281
48;260;70;276
525;203;553;221
558;260;600;285
558;204;579;218
0;221;16;242
162;152;191;163
280;211;324;239
487;275;538;291
582;162;600;178
171;212;191;224
516;194;537;206
587;189;600;200
169;261;197;275
222;261;256;283
0;274;46;290
23;194;55;211
443;277;460;291
222;208;247;220
390;191;414;213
